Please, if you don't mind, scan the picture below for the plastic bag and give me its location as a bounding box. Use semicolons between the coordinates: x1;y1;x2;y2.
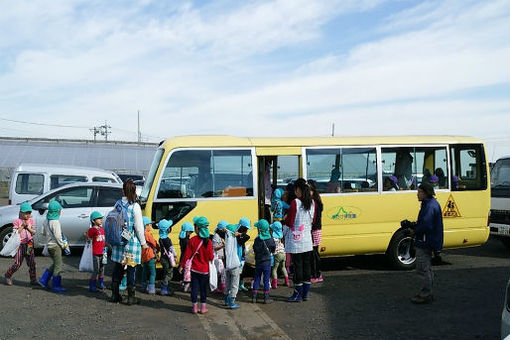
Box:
0;230;20;257
209;260;217;291
42;245;49;257
225;233;240;270
79;242;94;272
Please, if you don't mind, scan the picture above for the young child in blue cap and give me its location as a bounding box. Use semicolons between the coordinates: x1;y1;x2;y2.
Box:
141;217;159;294
252;219;276;304
158;219;176;296
212;220;228;293
236;217;251;291
4;202;37;286
270;221;289;288
179;222;194;292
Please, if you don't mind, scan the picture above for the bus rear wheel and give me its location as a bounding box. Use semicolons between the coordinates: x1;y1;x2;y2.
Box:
387;230;416;270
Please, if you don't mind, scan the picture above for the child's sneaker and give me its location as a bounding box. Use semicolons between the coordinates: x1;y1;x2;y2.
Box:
4;275;13;286
316;275;323;282
192;303;198;314
200;303;209;314
310;277;318;283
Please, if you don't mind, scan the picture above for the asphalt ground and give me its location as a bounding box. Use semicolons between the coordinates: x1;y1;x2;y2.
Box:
0;237;508;340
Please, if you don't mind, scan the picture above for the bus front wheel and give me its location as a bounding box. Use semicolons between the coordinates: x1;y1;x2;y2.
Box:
387;230;416;270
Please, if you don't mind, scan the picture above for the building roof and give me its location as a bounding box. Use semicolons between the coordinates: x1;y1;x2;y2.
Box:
0;137;158;172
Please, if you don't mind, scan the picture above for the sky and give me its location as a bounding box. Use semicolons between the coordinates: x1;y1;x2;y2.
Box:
0;0;509;161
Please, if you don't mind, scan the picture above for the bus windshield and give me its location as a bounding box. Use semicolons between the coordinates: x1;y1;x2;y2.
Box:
140;148;164;202
491;158;510;198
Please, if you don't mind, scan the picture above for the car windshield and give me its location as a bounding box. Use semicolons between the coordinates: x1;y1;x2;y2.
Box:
491;158;510;198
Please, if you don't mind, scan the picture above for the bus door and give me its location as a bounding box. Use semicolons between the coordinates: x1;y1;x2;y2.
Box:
256;150;301;221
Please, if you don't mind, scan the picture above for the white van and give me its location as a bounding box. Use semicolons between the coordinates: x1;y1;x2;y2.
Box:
490;156;510;247
8;163;122;205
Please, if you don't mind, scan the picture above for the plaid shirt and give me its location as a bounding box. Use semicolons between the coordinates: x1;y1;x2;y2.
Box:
111;203;142;266
283;199;314;254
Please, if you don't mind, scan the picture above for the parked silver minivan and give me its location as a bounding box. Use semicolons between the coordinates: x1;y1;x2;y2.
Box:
9;164;122;205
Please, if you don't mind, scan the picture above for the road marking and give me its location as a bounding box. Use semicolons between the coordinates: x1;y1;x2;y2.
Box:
197;296;291;340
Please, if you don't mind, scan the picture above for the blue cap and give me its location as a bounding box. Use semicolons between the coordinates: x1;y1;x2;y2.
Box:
238;217;251;229
216;220;228;230
270;221;283;239
142;216;152;226
158;219;173;238
179;222;194;239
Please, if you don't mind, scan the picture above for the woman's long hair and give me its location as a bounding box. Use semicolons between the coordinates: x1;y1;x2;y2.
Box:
123;179;137;203
294;178;313;211
307;179;322;205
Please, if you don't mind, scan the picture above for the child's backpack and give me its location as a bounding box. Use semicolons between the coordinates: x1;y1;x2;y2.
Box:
104;200;129;246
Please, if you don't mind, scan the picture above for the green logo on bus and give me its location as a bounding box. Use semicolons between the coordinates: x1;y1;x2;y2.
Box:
329;206;360;220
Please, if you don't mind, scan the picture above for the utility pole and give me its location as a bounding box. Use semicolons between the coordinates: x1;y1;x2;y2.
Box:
331;123;335;137
101;121;111;141
138;110;141;143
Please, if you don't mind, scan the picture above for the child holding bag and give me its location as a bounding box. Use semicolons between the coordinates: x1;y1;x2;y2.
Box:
141;217;159;295
4;202;37;286
85;211;106;292
251;219;276;304
158;219;176;296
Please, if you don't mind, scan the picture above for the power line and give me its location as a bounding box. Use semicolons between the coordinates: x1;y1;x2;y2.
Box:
0;116;89;129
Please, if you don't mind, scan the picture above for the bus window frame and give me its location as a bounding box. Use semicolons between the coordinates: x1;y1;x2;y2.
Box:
153;147;258;203
378;144;451;194
302;145;380;196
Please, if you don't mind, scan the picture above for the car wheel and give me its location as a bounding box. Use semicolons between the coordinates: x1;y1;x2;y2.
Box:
386;229;416;270
0;226;14;252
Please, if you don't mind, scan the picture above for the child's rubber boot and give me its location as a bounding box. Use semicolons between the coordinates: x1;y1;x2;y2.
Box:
141;282;147;293
147;283;156;295
302;282;311;301
271;278;278;289
89;279;98;292
119;276;127;291
224;294;230;306
229;297;240;309
264;292;273;304
251;291;257;303
192;303;198;314
239;282;248;292
284;276;290;287
287;285;303;302
200;303;209;314
51;276;66;293
159;284;169;296
98;276;105;290
38;269;52;289
110;281;122;303
127;286;139;305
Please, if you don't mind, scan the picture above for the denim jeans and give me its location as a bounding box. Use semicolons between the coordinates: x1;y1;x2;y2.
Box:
253;263;271;292
191;271;209;303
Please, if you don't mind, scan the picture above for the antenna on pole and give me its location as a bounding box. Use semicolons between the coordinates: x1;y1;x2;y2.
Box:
138;110;141;143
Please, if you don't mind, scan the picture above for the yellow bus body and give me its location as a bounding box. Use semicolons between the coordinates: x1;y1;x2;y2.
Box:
142;135;490;266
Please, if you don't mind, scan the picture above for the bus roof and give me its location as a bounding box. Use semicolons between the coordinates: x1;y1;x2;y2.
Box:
160;135;485;150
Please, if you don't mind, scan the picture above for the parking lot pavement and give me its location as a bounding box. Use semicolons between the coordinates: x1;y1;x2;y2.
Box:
0;237;508;340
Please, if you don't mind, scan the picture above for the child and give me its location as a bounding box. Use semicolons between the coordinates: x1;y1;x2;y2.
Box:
84;211;106;292
271;188;290;222
236;217;251;292
158;219;176;296
141;217;159;294
4;202;37;286
179;222;194;292
212;220;227;293
39;200;70;293
251;219;276;304
179;216;214;314
270;221;289;288
224;223;243;309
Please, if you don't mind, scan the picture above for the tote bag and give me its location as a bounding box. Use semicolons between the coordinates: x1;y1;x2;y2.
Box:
225;233;240;270
209;260;217;291
79;242;94;272
0;231;20;257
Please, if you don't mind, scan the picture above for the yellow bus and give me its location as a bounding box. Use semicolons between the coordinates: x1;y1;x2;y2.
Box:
139;135;490;269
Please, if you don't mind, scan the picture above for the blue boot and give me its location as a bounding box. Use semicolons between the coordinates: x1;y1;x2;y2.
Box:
147;283;156;295
89;279;98;292
98;276;105;290
287;285;303;302
52;276;66;293
119;276;127;291
141;282;148;293
38;269;52;289
159;284;173;296
302;282;311;301
224;294;230;306
229;297;240;309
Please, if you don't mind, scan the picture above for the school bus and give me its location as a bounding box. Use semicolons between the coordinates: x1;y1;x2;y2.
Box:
140;135;490;269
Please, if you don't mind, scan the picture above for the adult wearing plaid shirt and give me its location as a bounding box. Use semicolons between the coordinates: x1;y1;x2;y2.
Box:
283;178;316;303
110;180;148;305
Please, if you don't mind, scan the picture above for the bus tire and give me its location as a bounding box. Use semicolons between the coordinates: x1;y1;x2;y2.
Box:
386;229;416;270
0;225;14;252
